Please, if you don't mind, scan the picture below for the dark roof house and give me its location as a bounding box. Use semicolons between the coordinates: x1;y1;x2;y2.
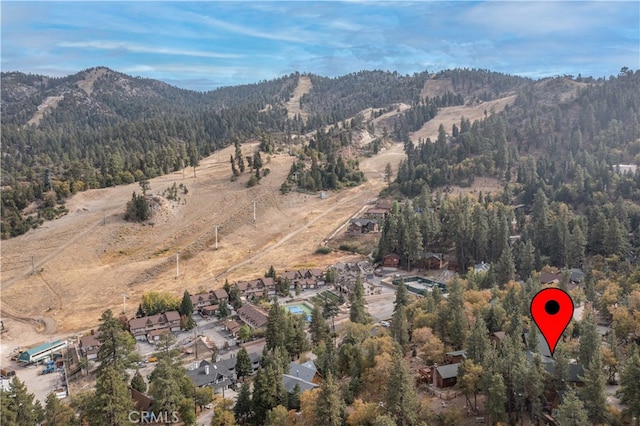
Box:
237;304;269;329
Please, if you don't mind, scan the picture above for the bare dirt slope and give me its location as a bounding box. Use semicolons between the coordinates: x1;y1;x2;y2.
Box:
26;96;64;126
1;96;499;346
410;95;517;144
0;140;405;337
76;67;108;96
287;75;312;121
420;78;454;99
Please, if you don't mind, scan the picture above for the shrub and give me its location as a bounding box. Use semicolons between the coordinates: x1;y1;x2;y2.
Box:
315;246;332;254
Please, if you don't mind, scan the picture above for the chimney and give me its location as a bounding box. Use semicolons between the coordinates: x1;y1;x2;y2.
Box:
205;365;209;375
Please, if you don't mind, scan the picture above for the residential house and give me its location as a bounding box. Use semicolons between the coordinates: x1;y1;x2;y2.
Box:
474;262;491;273
212;289;229;303
190;288;229;312
383;254;401;268
200;305;220;317
365;208;390;223
489;331;506;346
224;320;242;337
540;272;562;285
334;261;374;295
187;360;234;393
523;331;552;358
347;218;379;234
364;199;393;222
283;360;320;394
431;363;460;388
187;353;262;393
237;304;269;329
261;277;277;295
131;388;152;412
128;311;181;342
445;350;467;364
79;331;102;361
421;252;445;270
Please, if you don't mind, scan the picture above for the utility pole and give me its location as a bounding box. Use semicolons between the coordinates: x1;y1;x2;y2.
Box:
176;254;179;279
181;158;185;179
253;200;257;223
103;209;106;225
31;255;35;275
121;292;127;314
214;225;219;250
194;326;198;360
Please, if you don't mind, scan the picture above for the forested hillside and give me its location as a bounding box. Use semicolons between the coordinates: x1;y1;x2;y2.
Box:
383;68;640;274
3;67;638;241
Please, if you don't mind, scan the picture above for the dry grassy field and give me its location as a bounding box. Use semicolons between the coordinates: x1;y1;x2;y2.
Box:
0;92;515;350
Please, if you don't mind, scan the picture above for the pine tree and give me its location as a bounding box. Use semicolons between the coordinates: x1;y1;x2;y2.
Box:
309;305;330;346
579;307;600;368
466;317;490;365
252;362;287;422
567;221;587;268
616;345;640;424
384;162;393;185
494;243;516;286
217;300;231;319
485;372;506;425
526;354;546;419
553;342;570;390
579;349;607;424
447;276;468;349
266;299;287;351
236;347;253;381
349;275;368;324
394;279;409;311
131;370;147;393
286;313;309;359
179;290;193;317
391;305;410;350
288;383;301;411
384;352;417;426
148;359;184;418
91;364;135;426
1;376;43;425
231;154;239;177
457;359;483;411
44;392;77;425
96;309;138;374
556;388;590;426
235;140;245;173
234;381;252;423
314;372;344;426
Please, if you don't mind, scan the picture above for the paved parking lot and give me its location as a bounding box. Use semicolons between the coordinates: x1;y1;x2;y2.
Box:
11;362;66;404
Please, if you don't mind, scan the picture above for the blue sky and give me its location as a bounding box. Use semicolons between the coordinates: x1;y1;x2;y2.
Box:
2;1;639;91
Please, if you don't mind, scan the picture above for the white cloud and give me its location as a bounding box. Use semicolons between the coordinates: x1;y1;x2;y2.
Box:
57;41;244;59
194;13;317;44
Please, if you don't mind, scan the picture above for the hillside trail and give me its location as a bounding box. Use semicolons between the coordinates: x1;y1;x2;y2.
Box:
287;75;312;121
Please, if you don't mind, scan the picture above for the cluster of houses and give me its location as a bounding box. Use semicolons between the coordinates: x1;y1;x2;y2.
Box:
333;261;378;296
420;331;588;396
346;199;393;235
186;354;321;395
128;311;182;343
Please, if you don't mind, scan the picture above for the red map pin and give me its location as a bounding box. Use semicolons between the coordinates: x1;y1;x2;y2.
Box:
530;288;574;356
